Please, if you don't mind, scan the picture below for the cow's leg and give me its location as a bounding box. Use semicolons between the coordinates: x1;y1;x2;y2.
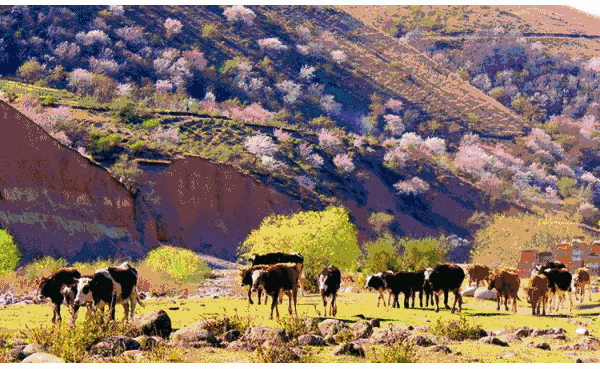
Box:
451;289;461;313
404;291;410;309
377;288;384;307
269;292;277;320
247;287;254;305
443;290;450;310
122;301;130;322
332;291;338;317
286;291;292;315
512;295;517;313
293;287;298;317
504;293;509;311
71;304;80;324
434;293;440;313
589;282;593;302
542;294;547;316
322;292;327;317
418;290;423;308
393;292;400;309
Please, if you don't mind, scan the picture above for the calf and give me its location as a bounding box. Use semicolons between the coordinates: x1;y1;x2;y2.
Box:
525;273;549;316
572;267;592;302
319;265;341;317
423;264;465;313
74;262;141;321
240;266;266;306
38;268;82;323
364;271;393;307
467;264;490;287
487;270;521;313
249;252;305;295
252;263;301;319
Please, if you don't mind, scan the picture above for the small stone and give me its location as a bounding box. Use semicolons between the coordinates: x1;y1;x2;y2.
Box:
369;318;380;328
223;330;241;342
297;334;326;346
428;345;452;354
576;358;583;363
576;327;590;336
514;327;532;338
534;342;551;351
23;343;47;356
479;336;509;347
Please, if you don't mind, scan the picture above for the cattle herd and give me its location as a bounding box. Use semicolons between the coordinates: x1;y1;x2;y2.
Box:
35;252;597;324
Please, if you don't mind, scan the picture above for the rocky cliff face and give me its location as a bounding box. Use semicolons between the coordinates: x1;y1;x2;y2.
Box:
0;102;156;264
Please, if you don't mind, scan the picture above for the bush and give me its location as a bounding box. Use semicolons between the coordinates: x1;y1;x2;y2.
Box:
144;245;211;284
71;259;119;276
0;231;20;275
366;341;417;363
363;233;403;274
240;207;361;292
141;118;161;129
17;60;44;83
400;237;450;271
431;315;486;341
471;214;590;267
24;256;68;281
90;133;122;154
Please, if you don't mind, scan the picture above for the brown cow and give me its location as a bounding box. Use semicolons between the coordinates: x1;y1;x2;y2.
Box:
252;263;301;319
525;273;549;316
488;270;521;313
38;268;82;323
467;264;490;287
573;267;592;302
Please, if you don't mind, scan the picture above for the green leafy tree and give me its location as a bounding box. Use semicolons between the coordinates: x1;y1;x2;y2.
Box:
240;207;360;291
363;233;403;274
0;230;20;275
144;245;210;284
17;60;44;83
557;176;578;198
400;237;450;271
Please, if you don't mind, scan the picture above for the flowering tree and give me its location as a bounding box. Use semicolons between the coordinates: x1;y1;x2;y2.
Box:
116;26;145;44
258;38;288;51
317;129;342;155
164;18;183;35
67;68;95;95
300;65;317;80
54;41;81;59
394;177;430;195
384;114;405;136
108;5;124;16
155;79;174;93
333;153;355;174
244;134;278;157
223;5;256;25
75;30;109;45
275;80;302;104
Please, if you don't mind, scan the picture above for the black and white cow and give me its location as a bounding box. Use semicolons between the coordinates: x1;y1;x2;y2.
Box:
423;264;465;313
74;262;143;321
38;268;82;323
319;265;341;317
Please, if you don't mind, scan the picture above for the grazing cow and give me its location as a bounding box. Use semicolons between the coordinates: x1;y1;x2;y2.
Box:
364;271;394;307
423;264;465;313
405;270;428;309
249;252;305;295
319;265;341;317
240;266;267;306
38;268;81;323
467;265;490;287
525;273;549;316
385;271;414;309
251;263;301;319
535;265;573;313
572;267;592;302
487;270;521;313
74;262;142;321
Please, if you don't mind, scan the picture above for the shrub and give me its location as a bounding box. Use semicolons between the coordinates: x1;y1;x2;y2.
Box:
75;30;109;46
309;116;336;130
317;129;342;155
91;133;121;154
240;207;360;292
400;237;451;271
142;118;160;129
557;176;578;198
331;50;347;63
394;177;430;195
144;245;210;284
17;60;43;83
366;341;417;363
333;153;355;174
0;231;19;275
258;38;288;51
164;18;183;35
431;315;486;341
363;233;403;274
24;256;68;281
384;114;405;136
368;212;394;234
244;134;278;157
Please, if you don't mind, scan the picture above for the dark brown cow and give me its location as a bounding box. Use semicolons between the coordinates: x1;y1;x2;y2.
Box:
467;264;490;287
423;264;465;313
319;265;341;317
240;265;267;306
38;268;81;323
573;267;592;302
252;263;301;319
525;273;549;316
488;270;520;313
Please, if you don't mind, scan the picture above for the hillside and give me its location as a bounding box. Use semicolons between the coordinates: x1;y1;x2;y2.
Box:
2;5;600;265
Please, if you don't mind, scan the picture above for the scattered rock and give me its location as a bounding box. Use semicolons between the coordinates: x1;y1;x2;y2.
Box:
351;320;373;339
479;336;509;347
409;335;435;347
305;318;320;334
297;334;326;346
429;345;452;354
243;325;288;345
23;343;47;356
370;324;411;345
532;342;551;351
513;327;532;338
332;342;365;357
133;336;164;351
318;319;348;337
576;327;590;336
461;286;477;297
132;309;172;339
119;349;144;360
474;288;497;300
90;336;141;357
369;318;381;328
21;352;65;363
170;323;218;347
225;340;254;352
496;334;522;344
10;345;27;362
575;358;583;363
531;327;565;337
223;330;241;342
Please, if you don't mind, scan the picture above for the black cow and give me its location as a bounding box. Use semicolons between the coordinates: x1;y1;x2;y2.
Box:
74;262;142;321
385;271;414;309
364;271;394;307
408;269;433;308
249;252;304;267
535;265;573;313
38;268;81;323
319;265;341;317
423;264;465;313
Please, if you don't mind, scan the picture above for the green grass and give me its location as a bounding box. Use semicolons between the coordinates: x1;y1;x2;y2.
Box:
0;79;76;103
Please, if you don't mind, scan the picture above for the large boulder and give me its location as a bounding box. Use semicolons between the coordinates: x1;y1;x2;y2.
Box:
370;324;412;345
474;288;497;300
242;325;288;345
297;334;326;346
170;322;218;347
133;309;172;339
461;286;477;297
21;352;65;363
90;336;140;357
351;321;373;340
318;319;348;337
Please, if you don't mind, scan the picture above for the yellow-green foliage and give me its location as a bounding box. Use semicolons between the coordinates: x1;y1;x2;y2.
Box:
72;259;119;275
400;236;451;271
240;207;361;281
25;256;68;280
431;315;485;341
144;245;211;284
363;233;403;273
471;214;590;267
0;230;20;275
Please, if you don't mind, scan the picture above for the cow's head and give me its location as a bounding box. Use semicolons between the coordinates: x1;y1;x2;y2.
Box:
422;268;434;290
487;274;498;291
73;277;93;306
250;270;264;292
249;254;258;265
364;275;373;289
37;276;50;300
